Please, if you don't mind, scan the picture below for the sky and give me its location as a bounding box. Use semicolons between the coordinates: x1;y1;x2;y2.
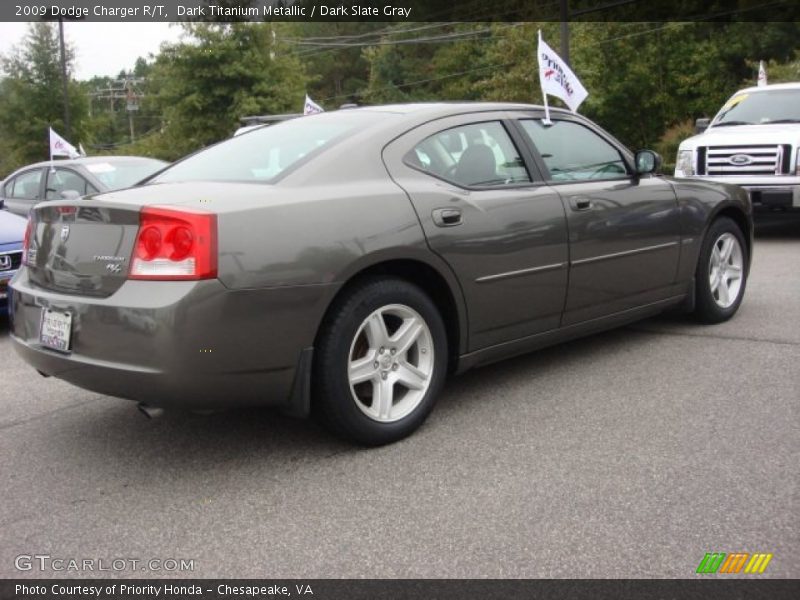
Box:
0;22;185;80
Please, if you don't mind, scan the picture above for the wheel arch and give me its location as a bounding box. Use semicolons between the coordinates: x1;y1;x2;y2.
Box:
707;202;753;271
315;253;468;373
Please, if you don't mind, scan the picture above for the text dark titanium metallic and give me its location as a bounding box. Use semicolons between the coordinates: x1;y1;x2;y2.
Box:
9;103;753;445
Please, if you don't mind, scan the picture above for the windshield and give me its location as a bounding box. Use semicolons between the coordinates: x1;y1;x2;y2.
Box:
153;111;385;184
712;89;800;126
85;159;167;189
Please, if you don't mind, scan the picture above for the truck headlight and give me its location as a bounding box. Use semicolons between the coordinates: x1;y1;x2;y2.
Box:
675;149;694;177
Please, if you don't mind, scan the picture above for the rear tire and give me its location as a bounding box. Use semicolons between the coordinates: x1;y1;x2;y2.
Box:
313;277;448;446
694;217;748;323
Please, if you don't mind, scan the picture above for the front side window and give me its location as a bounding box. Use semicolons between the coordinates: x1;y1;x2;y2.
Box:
406;121;531;188
10;170;42;199
520;120;628;181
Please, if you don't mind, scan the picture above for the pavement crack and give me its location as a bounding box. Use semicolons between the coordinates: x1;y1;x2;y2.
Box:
0;397;105;432
628;326;799;348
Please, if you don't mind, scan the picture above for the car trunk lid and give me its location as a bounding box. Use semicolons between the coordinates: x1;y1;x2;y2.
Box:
27;202;140;297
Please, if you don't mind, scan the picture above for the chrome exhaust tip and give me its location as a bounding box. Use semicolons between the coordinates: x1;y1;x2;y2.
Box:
137;403;164;419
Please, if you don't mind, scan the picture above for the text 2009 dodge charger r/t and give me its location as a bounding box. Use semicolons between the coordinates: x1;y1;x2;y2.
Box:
10;103;753;445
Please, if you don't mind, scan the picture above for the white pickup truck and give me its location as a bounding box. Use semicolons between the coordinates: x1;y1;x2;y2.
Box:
675;82;800;212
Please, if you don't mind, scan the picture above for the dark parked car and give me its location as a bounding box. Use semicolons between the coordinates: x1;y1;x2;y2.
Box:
9;103;752;445
0;209;26;316
1;156;167;217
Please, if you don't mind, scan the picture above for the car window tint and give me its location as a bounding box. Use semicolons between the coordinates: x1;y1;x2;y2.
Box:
46;169;87;199
406;121;531;188
10;170;42;199
520;120;628;181
154;111;386;184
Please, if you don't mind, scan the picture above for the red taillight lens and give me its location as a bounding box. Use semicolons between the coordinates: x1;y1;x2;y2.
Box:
22;218;34;266
130;207;217;280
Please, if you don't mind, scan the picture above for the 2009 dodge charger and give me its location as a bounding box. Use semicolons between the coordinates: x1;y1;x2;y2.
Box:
9;103;752;445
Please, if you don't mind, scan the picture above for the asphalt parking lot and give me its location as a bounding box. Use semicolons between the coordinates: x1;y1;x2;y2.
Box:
0;216;797;579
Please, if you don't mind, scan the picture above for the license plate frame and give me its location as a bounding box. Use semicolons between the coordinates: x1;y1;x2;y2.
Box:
39;308;73;353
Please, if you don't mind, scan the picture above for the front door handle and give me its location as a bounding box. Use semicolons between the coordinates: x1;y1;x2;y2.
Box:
432;208;462;227
569;197;593;211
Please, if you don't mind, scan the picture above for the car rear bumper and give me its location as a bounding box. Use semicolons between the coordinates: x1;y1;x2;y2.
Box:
9;270;337;411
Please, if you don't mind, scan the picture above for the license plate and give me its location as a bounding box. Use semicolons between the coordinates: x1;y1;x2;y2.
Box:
39;309;73;352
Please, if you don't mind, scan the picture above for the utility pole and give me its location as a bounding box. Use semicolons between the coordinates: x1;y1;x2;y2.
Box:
91;74;146;145
560;0;570;66
58;18;71;139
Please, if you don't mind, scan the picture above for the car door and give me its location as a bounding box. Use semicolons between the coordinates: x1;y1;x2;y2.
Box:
2;168;45;216
383;113;569;351
515;115;681;326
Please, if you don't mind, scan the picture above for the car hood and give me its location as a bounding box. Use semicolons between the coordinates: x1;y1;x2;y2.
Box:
681;123;800;148
0;210;27;245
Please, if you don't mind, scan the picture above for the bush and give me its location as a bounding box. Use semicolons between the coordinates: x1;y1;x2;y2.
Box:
655;120;696;174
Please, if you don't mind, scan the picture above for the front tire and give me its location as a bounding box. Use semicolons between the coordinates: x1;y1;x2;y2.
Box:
694;216;748;323
313;278;448;446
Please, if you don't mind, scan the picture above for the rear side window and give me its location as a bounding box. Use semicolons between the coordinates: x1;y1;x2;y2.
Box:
46;169;89;199
520;120;628;181
154;112;386;184
9;170;42;199
406;121;531;188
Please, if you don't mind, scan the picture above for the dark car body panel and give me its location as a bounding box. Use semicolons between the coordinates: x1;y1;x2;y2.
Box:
8;103;753;413
0;210;26;315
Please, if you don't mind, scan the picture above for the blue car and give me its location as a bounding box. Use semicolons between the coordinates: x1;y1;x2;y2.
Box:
0;209;26;316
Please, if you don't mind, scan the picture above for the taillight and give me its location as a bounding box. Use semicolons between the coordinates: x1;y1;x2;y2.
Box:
22;218;34;266
130;207;217;280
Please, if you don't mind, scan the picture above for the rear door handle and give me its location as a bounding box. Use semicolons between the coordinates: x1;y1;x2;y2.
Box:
432;208;462;227
569;197;593;211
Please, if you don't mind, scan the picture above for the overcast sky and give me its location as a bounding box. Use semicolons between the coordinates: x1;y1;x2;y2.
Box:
0;22;185;80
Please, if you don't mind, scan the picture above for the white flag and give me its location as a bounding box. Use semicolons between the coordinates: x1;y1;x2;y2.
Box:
537;31;589;119
303;94;324;116
49;127;80;160
79;143;87;157
757;60;767;87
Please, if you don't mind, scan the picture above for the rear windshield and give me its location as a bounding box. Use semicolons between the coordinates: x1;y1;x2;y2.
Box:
153;111;385;184
712;89;800;126
85;159;167;189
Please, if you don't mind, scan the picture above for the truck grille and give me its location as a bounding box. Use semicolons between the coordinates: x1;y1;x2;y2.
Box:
702;145;792;176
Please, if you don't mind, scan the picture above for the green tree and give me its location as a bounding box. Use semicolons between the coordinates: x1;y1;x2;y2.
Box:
139;23;308;159
0;22;88;176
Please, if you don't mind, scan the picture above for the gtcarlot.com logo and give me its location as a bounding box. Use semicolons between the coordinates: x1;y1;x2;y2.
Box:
15;554;195;573
696;552;773;574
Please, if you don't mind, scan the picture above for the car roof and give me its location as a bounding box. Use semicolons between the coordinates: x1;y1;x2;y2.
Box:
12;156;167;171
734;82;800;94
349;101;567;117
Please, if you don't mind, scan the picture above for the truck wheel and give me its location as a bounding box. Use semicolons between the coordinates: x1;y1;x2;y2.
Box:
313;278;448;446
695;217;748;323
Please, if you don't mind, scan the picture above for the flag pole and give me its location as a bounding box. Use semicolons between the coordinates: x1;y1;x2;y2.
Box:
48;127;54;173
538;31;552;125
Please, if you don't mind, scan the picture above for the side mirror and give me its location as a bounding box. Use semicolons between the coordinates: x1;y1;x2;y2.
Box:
635;150;662;175
60;190;81;200
695;118;710;134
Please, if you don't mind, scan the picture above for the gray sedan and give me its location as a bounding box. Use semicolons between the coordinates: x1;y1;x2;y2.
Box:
1;156;167;216
9;103;752;445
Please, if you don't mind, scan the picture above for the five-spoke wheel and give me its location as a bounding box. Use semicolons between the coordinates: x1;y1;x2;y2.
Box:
314;278;447;445
695;216;748;323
